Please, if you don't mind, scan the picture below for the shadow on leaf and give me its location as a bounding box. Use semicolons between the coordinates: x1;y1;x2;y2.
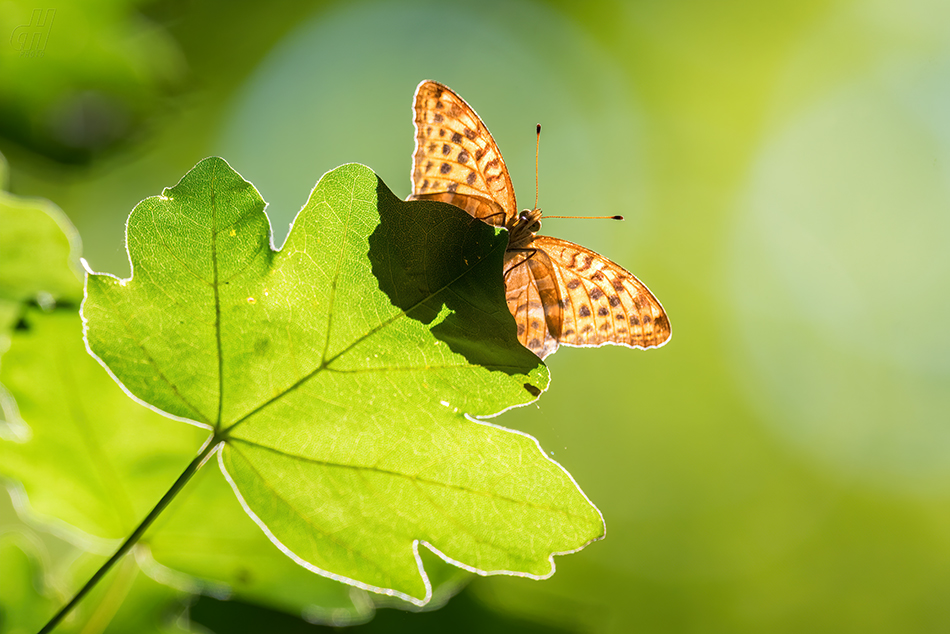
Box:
368;178;542;379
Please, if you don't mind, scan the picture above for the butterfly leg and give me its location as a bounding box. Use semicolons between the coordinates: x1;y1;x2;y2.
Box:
503;248;538;280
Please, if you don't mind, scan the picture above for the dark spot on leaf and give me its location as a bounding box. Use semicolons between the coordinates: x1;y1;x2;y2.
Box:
440;162;451;174
458;150;469;164
578;305;591;317
452;132;462;143
14;318;29;331
254;338;270;355
523;383;542;397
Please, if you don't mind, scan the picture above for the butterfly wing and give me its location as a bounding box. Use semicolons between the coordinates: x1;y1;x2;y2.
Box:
532;236;671;352
409;80;517;228
504;249;562;359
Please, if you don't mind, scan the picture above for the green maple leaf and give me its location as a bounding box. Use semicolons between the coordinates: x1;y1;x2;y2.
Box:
83;158;603;604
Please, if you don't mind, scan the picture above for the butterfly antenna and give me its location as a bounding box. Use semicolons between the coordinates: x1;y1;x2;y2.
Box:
534;123;541;211
543;215;625;220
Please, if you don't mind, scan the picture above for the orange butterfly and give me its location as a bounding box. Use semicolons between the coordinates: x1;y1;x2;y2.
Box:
408;80;671;359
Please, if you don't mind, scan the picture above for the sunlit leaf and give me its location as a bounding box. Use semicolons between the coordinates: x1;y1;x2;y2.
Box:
84;158;602;604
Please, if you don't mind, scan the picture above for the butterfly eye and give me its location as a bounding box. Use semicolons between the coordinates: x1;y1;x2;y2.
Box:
529;221;541;233
519;211;529;221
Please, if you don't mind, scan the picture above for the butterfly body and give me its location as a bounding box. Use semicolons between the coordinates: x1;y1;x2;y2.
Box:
409;80;670;359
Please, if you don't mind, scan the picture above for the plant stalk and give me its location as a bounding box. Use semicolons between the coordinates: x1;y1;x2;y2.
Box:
38;438;222;634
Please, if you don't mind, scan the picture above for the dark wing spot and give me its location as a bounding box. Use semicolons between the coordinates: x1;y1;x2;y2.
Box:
629;315;640;326
464;127;476;139
433;113;444;123
440;162;451;174
421;179;430;191
590;288;604;300
447;182;458;193
598;307;609;316
426;126;432;136
578;255;593;271
563;328;575;336
608;295;621;307
425;160;433;173
567;279;581;290
591;271;605;281
615;313;625;320
578;305;591;317
528;338;542;350
475;148;485;161
612;279;625;291
517;323;525;336
599;323;610;331
582;324;593;334
643;314;652;323
523;383;542;397
466;172;477;185
442;143;450;155
435;100;444;109
486;158;500;169
450;103;461;117
458;150;469;164
452;132;462;143
530;320;541;330
439;128;445;137
427;143;436;153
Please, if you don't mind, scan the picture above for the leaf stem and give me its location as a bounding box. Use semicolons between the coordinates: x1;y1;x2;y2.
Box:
37;437;222;634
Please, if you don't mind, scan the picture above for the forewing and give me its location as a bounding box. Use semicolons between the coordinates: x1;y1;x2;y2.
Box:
533;236;671;351
504;249;561;359
409;80;517;227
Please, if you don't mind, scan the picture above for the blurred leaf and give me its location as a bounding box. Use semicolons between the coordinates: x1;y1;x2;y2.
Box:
0;1;185;162
0;533;194;634
0;186;81;332
84;157;601;604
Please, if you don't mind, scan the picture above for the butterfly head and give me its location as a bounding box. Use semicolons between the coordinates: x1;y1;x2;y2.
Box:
508;208;543;248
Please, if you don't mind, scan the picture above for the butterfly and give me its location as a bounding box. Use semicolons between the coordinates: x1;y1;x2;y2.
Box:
408;80;671;359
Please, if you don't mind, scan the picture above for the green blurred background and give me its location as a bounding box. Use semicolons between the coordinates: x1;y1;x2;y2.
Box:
3;0;950;631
